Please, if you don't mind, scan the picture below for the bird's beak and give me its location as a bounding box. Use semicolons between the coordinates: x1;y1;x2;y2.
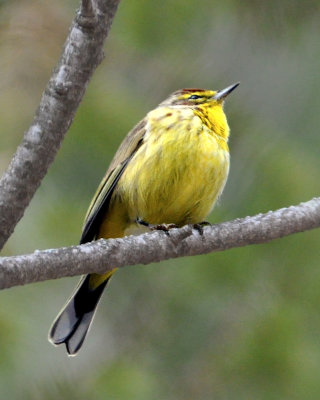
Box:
213;82;240;101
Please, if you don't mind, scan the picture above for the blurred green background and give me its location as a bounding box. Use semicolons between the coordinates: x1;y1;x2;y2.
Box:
0;0;320;398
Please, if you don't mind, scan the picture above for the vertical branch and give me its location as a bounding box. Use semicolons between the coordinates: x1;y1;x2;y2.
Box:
0;0;121;250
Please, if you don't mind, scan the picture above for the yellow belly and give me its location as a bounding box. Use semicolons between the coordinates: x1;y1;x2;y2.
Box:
114;108;230;227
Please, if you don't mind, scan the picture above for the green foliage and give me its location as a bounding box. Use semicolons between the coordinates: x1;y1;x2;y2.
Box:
0;0;320;398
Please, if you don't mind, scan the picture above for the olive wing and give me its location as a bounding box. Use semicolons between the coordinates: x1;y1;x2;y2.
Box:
80;119;147;244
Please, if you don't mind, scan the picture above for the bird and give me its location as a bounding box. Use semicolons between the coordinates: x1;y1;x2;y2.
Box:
49;82;239;355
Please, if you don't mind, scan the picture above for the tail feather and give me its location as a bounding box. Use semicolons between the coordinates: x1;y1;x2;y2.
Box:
49;274;111;355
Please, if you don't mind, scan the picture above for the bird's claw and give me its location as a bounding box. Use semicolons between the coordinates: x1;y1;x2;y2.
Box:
193;221;211;235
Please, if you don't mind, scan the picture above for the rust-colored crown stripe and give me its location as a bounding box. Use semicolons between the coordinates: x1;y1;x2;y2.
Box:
181;88;207;93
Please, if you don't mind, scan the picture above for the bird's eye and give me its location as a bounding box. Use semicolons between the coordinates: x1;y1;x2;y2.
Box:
188;94;203;100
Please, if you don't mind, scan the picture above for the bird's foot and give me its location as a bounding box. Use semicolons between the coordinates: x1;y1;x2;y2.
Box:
137;218;210;236
136;218;178;235
151;223;178;234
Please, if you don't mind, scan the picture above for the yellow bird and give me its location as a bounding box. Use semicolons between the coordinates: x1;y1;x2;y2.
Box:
49;83;239;355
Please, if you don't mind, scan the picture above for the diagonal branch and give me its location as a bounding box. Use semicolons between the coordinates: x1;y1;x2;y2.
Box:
0;0;121;250
0;197;319;290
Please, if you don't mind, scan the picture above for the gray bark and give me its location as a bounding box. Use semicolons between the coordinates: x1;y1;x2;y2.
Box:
0;197;319;290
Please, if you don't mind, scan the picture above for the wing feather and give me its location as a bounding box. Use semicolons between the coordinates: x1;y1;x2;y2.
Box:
80;119;147;244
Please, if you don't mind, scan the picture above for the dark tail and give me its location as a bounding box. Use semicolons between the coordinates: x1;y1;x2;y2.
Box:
49;274;111;355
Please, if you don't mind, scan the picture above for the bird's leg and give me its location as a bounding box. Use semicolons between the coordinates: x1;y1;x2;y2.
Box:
136;218;150;228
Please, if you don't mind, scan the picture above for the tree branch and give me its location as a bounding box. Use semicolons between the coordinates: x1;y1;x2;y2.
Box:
0;0;121;250
0;197;319;290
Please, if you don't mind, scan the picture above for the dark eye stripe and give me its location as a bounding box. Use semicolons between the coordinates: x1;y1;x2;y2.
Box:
188;94;203;100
